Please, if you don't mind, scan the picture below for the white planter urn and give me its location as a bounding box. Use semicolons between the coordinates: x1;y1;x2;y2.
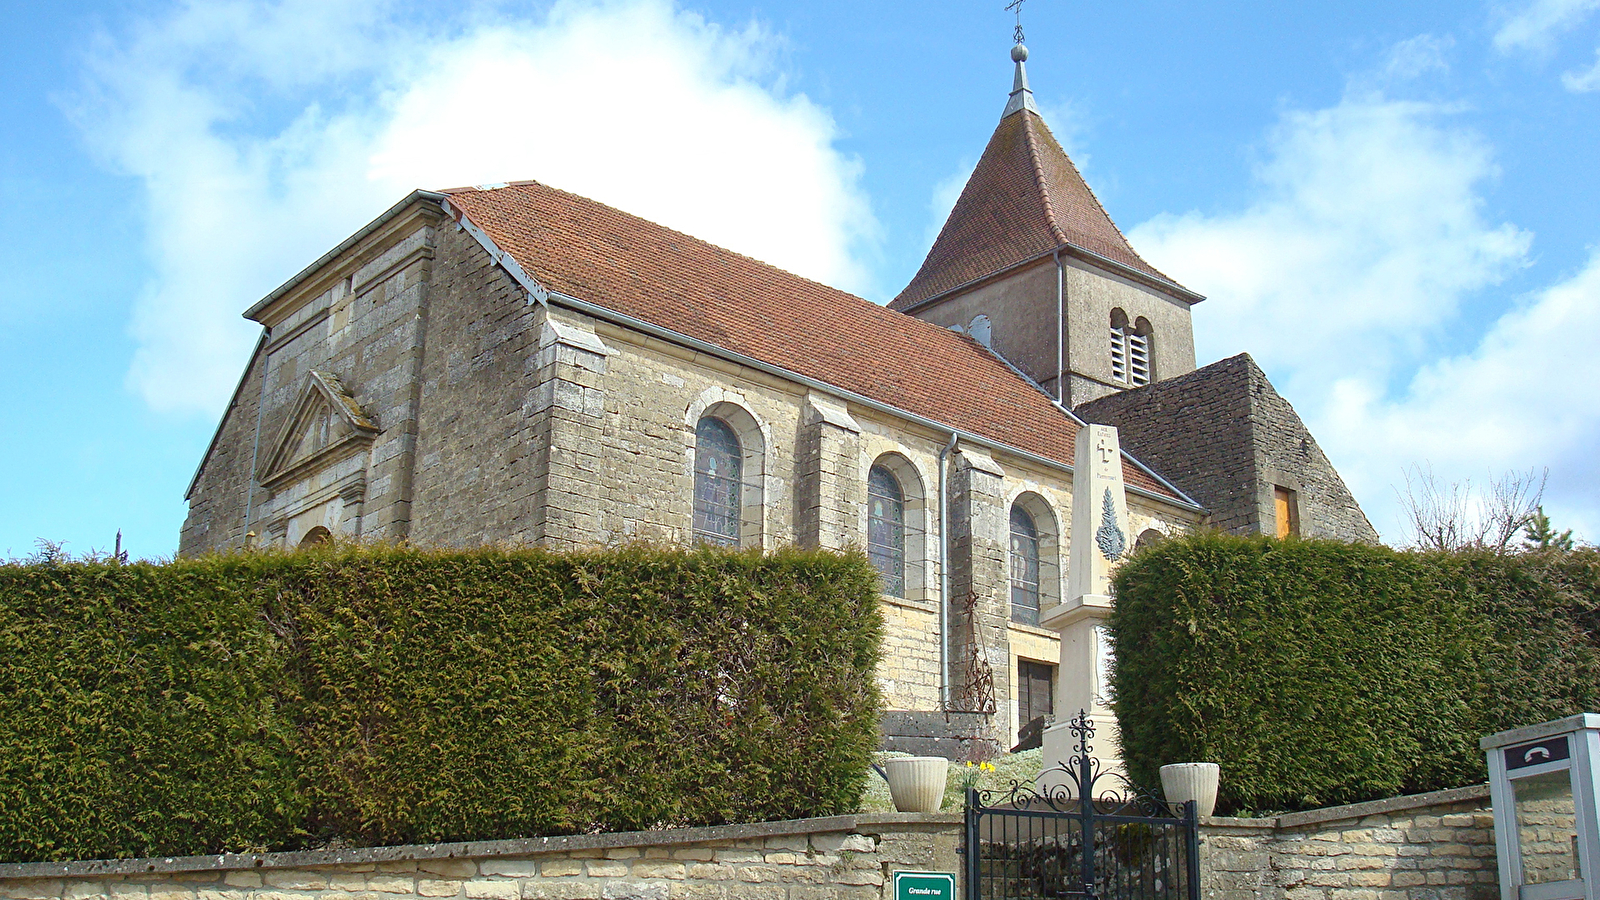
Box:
883;757;950;813
1159;762;1220;818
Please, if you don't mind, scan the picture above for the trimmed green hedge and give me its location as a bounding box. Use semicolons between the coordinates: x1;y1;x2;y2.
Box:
1110;533;1600;815
0;545;883;861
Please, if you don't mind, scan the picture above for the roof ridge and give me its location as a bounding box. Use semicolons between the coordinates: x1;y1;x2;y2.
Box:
451;181;869;304
1019;111;1071;248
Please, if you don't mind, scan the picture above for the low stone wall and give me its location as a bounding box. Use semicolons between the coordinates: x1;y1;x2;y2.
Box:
0;815;962;900
1200;784;1497;900
0;785;1506;900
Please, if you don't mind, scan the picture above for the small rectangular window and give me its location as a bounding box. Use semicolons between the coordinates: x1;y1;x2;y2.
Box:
1274;485;1299;538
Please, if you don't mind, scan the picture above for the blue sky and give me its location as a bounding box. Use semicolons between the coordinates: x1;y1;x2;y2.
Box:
2;0;1598;559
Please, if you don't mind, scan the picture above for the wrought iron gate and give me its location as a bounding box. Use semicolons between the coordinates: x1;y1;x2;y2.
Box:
964;713;1200;900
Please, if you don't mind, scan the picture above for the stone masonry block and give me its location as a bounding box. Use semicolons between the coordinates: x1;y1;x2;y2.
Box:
477;863;540;879
262;874;327;891
814;833;879;854
599;885;668;900
625;864;683;881
520;883;601;900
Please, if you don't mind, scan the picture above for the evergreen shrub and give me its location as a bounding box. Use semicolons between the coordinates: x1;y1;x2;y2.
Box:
1110;533;1600;815
0;545;883;861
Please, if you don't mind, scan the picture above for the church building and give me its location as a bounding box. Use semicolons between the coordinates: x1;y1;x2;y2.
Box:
180;42;1375;754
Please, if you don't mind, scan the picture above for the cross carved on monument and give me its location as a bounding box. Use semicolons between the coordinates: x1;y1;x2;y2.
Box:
1095;433;1116;466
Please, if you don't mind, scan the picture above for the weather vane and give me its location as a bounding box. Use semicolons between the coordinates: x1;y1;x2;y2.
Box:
1006;0;1026;45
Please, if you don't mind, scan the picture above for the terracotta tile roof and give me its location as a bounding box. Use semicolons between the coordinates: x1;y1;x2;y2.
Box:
441;181;1181;501
891;109;1182;311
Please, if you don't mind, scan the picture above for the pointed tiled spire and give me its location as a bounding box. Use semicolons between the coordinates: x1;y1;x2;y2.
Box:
891;45;1196;311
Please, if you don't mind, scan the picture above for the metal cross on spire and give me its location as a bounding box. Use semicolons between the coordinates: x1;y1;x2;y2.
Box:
1006;0;1026;45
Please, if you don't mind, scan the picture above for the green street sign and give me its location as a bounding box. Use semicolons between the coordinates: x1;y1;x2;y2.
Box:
893;870;956;900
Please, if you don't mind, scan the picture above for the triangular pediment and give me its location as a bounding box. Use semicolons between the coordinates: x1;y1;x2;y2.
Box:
258;371;379;488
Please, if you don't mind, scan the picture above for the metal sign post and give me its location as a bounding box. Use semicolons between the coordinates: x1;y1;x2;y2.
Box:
893;870;956;900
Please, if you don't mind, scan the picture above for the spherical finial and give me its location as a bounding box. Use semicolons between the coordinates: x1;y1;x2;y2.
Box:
1011;43;1029;62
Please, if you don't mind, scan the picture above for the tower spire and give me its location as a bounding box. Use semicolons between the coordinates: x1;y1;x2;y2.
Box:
1003;40;1039;117
1003;0;1037;116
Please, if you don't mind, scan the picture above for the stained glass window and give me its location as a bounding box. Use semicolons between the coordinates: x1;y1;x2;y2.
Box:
1010;505;1041;625
693;417;742;546
868;465;906;597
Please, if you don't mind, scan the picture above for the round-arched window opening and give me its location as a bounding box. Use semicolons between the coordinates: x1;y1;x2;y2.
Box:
693;416;743;547
1010;505;1042;626
1110;309;1153;387
867;465;906;598
1134;528;1165;553
299;526;333;548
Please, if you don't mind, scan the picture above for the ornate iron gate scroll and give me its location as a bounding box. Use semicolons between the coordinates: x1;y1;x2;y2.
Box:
964;712;1200;900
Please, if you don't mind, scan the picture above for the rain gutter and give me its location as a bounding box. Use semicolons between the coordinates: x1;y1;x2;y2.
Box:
1054;249;1064;402
895;243;1205;316
936;430;959;711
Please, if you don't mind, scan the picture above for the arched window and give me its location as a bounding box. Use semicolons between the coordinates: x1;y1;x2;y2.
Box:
1110;310;1153;387
868;465;906;598
1010;505;1042;626
299;526;332;547
693;417;742;546
1135;528;1166;553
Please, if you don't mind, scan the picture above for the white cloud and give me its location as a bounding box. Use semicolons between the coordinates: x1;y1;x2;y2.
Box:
70;0;876;415
1131;95;1530;390
1379;34;1454;82
1327;250;1600;541
1494;0;1600;92
1561;49;1600;89
1494;0;1600;54
1123;63;1600;543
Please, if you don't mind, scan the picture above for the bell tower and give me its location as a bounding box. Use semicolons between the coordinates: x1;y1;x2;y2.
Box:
891;40;1204;407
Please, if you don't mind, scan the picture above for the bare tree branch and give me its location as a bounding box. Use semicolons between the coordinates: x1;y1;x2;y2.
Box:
1395;464;1546;553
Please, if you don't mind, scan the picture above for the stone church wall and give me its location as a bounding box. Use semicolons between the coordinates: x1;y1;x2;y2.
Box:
895;255;1197;410
407;221;546;547
1059;256;1197;408
180;207;445;553
1076;354;1378;543
179;346;268;555
179;197;1207;747
1076;355;1259;535
253;219;439;547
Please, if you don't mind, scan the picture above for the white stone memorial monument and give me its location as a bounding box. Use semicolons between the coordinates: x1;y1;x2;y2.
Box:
1040;423;1129;784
